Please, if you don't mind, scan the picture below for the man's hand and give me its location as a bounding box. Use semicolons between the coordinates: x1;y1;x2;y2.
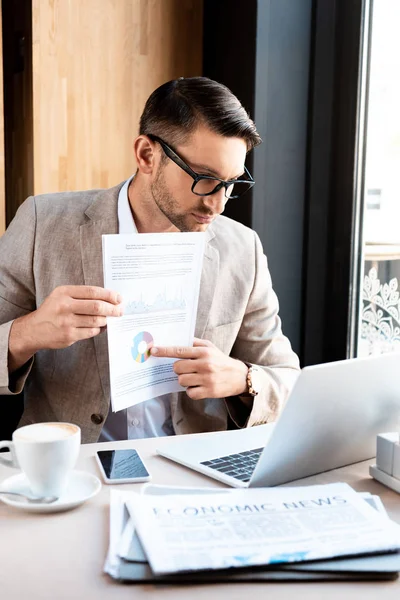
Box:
8;285;123;372
150;337;249;400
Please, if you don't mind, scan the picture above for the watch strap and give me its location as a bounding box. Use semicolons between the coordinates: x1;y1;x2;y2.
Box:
245;364;259;397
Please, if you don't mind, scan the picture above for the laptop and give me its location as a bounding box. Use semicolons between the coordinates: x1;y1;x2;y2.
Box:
156;352;400;487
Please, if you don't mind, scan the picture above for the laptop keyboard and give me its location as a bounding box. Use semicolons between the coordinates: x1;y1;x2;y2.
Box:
200;447;263;482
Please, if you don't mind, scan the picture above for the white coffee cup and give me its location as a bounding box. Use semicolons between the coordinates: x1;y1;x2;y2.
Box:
0;422;81;497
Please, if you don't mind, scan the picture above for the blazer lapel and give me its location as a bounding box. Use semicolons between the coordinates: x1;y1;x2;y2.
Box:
80;184;121;402
195;225;219;339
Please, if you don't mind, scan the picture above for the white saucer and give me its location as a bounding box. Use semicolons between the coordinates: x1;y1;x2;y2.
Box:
0;470;102;513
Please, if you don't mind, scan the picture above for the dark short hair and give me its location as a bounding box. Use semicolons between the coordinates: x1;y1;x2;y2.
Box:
139;77;261;151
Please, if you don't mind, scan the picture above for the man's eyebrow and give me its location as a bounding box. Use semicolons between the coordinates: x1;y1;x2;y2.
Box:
190;162;245;180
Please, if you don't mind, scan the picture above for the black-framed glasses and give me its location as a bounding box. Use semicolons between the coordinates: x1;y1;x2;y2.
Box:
148;134;255;199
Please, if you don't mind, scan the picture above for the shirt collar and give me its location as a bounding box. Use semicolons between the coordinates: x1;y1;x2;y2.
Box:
117;174;138;234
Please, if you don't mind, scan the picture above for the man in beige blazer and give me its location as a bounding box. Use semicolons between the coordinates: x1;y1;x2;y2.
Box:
0;77;300;443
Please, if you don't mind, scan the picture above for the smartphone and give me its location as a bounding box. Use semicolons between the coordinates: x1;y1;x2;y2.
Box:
96;448;151;484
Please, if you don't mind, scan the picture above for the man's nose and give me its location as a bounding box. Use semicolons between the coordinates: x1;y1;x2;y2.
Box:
202;187;227;214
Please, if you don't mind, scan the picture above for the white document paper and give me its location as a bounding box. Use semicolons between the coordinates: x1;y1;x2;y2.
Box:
126;483;400;575
102;232;205;412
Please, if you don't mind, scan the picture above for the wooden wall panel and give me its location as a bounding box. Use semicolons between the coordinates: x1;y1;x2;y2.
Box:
31;0;203;195
0;0;5;234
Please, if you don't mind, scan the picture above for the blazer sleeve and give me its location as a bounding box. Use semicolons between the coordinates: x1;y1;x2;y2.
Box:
226;230;300;428
0;197;37;394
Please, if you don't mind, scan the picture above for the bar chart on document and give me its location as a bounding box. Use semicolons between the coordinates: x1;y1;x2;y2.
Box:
102;232;205;412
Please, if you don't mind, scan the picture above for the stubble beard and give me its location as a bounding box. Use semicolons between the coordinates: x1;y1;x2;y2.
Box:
150;165;211;232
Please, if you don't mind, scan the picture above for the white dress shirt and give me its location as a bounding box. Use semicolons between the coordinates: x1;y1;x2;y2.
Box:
99;176;175;442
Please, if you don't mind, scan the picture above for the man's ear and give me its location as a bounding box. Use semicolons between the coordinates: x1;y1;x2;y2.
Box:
134;135;157;174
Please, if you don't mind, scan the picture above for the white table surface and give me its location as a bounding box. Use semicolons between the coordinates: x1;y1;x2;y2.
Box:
1;431;400;599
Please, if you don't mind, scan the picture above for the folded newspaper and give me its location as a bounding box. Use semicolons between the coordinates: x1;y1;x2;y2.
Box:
104;483;400;581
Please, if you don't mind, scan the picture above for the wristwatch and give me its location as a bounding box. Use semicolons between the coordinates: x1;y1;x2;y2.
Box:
245;364;262;397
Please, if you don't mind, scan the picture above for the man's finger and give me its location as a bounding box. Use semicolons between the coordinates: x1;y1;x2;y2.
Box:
59;285;122;305
71;299;123;317
73;315;108;328
186;385;207;400
73;327;102;341
178;374;201;388
150;345;200;359
174;360;199;375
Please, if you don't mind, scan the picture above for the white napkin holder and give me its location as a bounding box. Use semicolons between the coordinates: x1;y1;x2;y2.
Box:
370;432;400;494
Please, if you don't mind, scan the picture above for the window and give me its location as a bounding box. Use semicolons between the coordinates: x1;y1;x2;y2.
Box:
357;0;400;356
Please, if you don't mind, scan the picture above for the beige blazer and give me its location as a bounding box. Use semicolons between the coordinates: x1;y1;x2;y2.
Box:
0;183;300;443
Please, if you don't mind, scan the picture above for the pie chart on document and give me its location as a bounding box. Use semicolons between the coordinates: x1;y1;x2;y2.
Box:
131;331;154;363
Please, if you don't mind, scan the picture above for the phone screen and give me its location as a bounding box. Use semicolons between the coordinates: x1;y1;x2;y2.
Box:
97;449;150;480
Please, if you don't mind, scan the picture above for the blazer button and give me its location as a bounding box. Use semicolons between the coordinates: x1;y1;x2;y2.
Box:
91;413;104;425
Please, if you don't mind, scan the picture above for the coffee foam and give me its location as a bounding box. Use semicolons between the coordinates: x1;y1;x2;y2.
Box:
15;423;78;442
